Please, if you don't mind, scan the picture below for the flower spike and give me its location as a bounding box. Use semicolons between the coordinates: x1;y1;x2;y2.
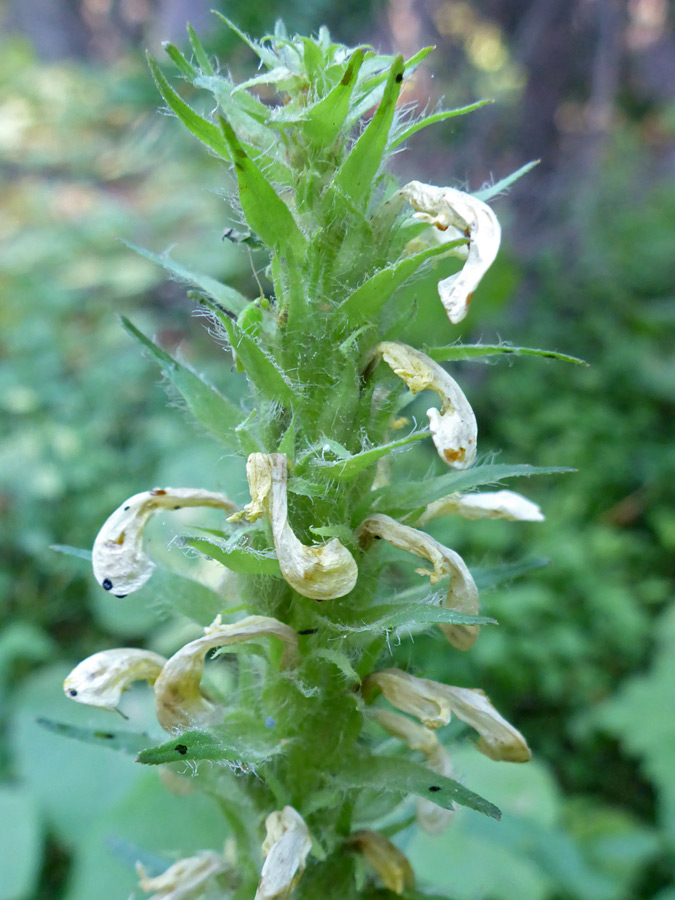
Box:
63;648;167;712
256;806;312;900
154;615;299;732
92;487;237;597
136;850;228;900
401;180;501;324
358;513;479;650
420;489;544;524
368;342;477;468
242;454;358;600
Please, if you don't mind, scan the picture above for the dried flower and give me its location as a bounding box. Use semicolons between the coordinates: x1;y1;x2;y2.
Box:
243;454;358;600
362;668;452;729
92;488;236;597
420;489;544;524
358;514;479;650
401;180;501;324
347;830;414;894
256;806;312;900
136;850;227;900
154;615;300;732
442;685;532;763
368;342;477;469
63;647;166;712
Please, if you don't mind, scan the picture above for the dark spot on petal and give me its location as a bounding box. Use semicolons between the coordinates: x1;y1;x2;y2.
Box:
150;488;167;496
395;72;403;83
173;506;181;510
297;628;318;635
174;744;188;755
94;731;115;739
68;689;78;697
114;594;128;599
428;785;441;792
373;535;382;540
123;506;130;511
102;578;113;591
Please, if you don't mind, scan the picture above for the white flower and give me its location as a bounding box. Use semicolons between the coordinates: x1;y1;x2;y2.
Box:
401;180;501;324
420;489;544;524
347;830;415;894
362;669;452;730
63;647;166;712
136;850;227;900
358;513;479;650
92;487;236;597
154;615;299;732
256;806;312;900
242;454;358;600
368;342;477;469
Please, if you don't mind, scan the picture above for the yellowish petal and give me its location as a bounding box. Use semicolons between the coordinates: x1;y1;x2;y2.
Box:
92;488;236;597
256;806;312;900
362;668;452;729
154;615;299;732
358;514;479;650
401;181;501;324
348;831;415;895
136;850;227;900
420;489;544;524
63;648;166;711
368;342;476;469
443;686;532;763
244;454;358;600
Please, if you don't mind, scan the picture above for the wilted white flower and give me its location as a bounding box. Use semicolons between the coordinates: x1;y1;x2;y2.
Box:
136;850;227;900
63;647;166;712
256;806;312;900
362;668;452;730
442;685;532;763
420;489;544;524
358;514;479;650
347;830;415;894
400;180;501;324
154;615;299;732
92;487;236;597
368;342;476;469
242;454;358;600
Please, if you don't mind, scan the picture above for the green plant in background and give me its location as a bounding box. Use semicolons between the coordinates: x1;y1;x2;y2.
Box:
47;20;579;900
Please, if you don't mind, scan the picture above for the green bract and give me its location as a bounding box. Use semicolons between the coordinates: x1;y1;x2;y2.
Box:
60;19;574;900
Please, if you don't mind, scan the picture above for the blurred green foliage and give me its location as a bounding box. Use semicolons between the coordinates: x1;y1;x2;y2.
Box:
1;10;674;900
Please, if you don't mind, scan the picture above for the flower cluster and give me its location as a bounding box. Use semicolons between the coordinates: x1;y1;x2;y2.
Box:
60;20;565;900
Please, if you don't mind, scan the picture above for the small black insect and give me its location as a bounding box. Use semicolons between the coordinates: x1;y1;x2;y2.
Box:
102;578;113;591
395;73;403;83
123;506;130;511
297;628;318;635
174;744;188;755
428;785;441;792
68;689;78;697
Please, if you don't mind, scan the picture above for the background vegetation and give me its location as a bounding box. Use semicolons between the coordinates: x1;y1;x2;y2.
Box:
1;1;673;898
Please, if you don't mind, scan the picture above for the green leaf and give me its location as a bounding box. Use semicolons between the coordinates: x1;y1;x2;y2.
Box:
36;718;151;755
186;535;281;576
335;754;501;820
307;430;429;480
331;602;496;633
311;648;361;684
426;342;588;366
161;42;197;78
473;160;540;202
341;242;461;326
213;13;279;68
137;724;282;766
219;117;306;257
334;55;405;204
301;49;365;144
219;313;295;404
121;317;243;450
146;567;225;626
473;558;549;592
187;23;214;75
360;464;574;520
124;241;250;316
347;47;434;127
390;99;493;149
147;52;231;159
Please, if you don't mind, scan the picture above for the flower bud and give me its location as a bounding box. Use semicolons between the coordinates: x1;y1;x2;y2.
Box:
154;615;299;732
348;830;414;894
93;488;236;597
358;514;479;650
369;342;476;468
400;181;501;324
136;850;227;900
63;647;166;712
243;454;358;600
256;806;312;900
420;489;544;524
362;668;452;729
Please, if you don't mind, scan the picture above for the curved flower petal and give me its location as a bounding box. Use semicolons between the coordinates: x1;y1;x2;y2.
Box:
368;342;476;468
63;648;166;712
401;180;501;324
154;615;300;732
442;686;532;763
92;488;237;597
137;850;227;900
256;806;312;900
420;489;544;524
358;513;479;650
243;454;358;600
362;668;452;729
347;830;414;894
